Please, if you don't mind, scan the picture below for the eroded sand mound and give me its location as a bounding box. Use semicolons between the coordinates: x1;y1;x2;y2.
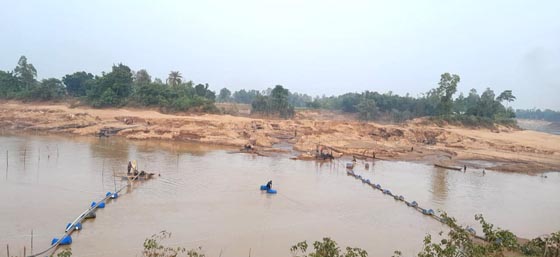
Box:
1;102;558;173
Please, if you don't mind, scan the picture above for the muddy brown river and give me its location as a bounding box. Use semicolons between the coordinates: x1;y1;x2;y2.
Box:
1;134;559;257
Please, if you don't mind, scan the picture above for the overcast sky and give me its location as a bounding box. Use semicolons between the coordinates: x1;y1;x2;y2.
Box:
1;0;559;110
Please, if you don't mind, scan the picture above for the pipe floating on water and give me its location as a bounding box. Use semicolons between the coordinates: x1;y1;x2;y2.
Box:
66;222;82;231
51;235;72;246
91;201;105;208
406;201;418;207
84;211;96;219
106;191;119;199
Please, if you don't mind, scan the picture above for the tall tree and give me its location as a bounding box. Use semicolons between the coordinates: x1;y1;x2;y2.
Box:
87;64;133;107
62;71;94;97
436;73;460;116
134;69;152;85
167;71;182;87
13;56;37;90
218;88;231;102
496;90;516;106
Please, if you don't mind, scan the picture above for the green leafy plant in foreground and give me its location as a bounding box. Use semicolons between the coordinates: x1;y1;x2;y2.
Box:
142;230;186;257
290;237;368;257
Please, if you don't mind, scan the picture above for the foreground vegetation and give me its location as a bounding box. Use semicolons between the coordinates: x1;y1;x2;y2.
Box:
139;214;559;257
1;56;519;125
133;213;559;257
21;213;556;257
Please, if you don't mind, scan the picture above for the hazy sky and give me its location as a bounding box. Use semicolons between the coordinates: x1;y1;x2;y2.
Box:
1;0;559;110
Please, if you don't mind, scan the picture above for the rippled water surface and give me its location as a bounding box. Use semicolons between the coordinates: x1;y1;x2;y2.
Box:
1;134;559;257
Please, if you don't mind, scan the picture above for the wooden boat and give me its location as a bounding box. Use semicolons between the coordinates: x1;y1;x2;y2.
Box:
120;172;155;181
434;164;462;171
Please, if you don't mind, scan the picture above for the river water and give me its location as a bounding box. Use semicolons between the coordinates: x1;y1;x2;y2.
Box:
0;134;559;257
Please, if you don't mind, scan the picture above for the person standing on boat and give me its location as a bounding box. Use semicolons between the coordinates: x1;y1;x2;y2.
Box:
131;160;139;176
266;180;272;190
127;161;133;175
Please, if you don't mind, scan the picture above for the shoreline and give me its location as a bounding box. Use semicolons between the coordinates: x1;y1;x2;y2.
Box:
1;101;559;174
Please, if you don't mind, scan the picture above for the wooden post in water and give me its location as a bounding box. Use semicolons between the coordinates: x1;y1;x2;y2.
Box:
6;244;9;257
31;229;33;254
23;246;26;257
23;147;27;167
112;169;117;193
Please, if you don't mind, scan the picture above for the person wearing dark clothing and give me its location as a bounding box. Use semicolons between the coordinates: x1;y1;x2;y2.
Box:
266;180;272;189
127;161;132;175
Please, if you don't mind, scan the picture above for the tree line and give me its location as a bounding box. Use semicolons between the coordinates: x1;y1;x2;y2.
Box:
0;56;217;112
1;56;520;125
516;108;560;122
218;73;517;125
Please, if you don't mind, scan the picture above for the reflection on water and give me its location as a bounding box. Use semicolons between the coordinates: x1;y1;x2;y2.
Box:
430;168;449;204
1;134;559;257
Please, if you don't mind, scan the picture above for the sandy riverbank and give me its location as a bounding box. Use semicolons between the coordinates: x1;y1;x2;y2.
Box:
1;101;559;173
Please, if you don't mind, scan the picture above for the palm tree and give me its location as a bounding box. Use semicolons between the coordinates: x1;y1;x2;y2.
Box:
166;71;182;87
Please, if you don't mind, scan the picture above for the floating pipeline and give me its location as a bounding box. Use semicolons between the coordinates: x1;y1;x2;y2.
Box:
29;170;147;257
65;222;82;231
28;188;132;257
345;169;480;237
106;191;119;199
91;201;106;208
51;235;72;246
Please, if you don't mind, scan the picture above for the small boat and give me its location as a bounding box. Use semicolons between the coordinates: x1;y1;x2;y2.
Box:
120;172;155;181
434;164;462;171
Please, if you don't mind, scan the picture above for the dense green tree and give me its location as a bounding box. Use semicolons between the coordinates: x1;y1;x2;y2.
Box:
232;89;260;104
436;73;460;116
0;71;22;98
251;85;294;118
217;88;231;102
62;71;94;97
453;92;466;114
357;97;378;121
14;56;37;90
87;64;133;107
134;69;152;85
26;78;66;101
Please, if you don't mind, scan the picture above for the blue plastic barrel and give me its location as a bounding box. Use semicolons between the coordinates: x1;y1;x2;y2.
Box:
260;185;268;190
65;223;81;231
51;235;72;245
91;201;106;208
